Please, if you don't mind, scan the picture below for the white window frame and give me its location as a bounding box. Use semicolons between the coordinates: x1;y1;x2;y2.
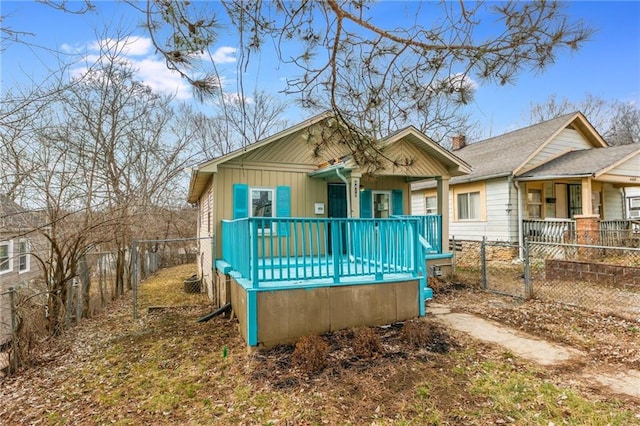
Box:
628;197;640;219
425;195;437;215
250;187;275;234
527;188;543;219
0;240;13;274
18;239;30;273
457;191;481;220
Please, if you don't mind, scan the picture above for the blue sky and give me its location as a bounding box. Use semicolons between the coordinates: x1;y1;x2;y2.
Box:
1;1;639;138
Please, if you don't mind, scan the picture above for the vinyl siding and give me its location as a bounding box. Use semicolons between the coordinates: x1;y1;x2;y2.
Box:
449;177;516;242
603;183;624;220
521;128;593;172
603;153;640;177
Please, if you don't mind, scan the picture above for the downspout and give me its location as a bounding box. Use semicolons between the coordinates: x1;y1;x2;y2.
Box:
513;177;524;260
335;167;351;218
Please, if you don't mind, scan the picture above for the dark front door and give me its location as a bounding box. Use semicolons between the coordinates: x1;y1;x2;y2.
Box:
327;183;347;254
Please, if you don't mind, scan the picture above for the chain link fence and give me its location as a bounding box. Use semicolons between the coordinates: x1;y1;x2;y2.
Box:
528;241;640;320
451;238;640;320
131;237;213;321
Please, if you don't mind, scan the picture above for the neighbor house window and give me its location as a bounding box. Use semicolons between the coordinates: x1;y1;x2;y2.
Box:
251;188;274;231
0;241;11;273
629;197;640;219
457;192;480;220
527;189;542;219
18;239;29;273
425;195;437;215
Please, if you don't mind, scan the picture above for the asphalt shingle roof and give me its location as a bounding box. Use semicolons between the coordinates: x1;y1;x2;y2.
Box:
519;144;640;178
450;112;582;184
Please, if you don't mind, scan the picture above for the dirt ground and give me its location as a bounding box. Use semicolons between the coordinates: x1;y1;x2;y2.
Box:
1;275;639;425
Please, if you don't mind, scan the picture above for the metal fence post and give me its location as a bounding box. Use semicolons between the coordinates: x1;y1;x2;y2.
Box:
65;280;73;328
480;236;487;290
75;277;82;324
523;238;533;299
132;241;138;320
8;287;18;373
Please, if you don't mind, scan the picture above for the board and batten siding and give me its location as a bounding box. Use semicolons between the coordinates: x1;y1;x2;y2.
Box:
521;128;593;172
213;165;329;258
449;177;517;242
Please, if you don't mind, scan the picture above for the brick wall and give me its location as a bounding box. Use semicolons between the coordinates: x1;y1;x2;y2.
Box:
545;259;640;289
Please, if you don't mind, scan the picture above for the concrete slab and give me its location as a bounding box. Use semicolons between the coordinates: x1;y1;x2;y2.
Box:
583;369;640;399
428;303;583;366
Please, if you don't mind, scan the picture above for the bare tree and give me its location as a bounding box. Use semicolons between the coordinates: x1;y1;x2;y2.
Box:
1;34;199;334
32;1;592;166
189;89;290;160
527;93;639;145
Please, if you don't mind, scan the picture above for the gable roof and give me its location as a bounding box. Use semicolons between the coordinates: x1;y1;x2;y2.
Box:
518;144;640;179
450;112;607;184
188;114;472;203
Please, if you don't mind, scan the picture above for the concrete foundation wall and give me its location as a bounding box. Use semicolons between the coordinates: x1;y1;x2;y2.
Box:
229;278;420;349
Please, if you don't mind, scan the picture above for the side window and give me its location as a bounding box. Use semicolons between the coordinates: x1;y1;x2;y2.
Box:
18;239;29;273
425;195;437;215
457;191;480;220
0;241;12;273
250;188;274;231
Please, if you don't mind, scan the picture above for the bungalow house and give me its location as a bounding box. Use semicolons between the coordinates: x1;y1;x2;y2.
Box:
187;112;470;348
0;195;47;346
412;112;640;252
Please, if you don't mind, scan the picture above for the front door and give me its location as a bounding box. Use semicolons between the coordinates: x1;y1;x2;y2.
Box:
327;183;347;254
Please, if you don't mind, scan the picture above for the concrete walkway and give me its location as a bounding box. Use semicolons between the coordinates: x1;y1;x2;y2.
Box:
428;303;640;400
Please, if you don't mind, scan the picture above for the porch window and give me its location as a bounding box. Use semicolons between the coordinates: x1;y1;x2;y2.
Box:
457;191;480;220
18;239;29;273
425;195;437;215
250;188;274;231
527;189;542;219
0;241;11;273
630;197;640;219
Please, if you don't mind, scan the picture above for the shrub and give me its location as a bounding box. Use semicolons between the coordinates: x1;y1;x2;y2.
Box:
291;335;329;373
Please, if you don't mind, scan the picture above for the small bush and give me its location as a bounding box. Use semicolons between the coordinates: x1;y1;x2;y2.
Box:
352;327;383;358
401;319;432;348
291;335;329;373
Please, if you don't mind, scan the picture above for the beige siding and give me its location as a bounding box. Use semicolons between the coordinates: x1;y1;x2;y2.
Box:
235;124;352;166
381;140;448;177
521;128;593;172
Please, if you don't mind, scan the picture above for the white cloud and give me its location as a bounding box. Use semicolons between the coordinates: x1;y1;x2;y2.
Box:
211;46;236;64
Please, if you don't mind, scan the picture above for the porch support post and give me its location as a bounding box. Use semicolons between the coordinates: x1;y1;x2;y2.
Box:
436;177;450;252
350;173;362;218
581;177;593;216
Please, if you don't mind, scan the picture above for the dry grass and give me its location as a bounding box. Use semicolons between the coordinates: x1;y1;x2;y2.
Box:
0;265;638;425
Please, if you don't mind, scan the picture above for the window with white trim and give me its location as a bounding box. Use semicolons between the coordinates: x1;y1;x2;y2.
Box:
250;188;274;231
0;241;12;274
18;239;29;273
372;191;391;218
425;195;437;215
457;191;480;220
527;189;542;219
629;197;640;219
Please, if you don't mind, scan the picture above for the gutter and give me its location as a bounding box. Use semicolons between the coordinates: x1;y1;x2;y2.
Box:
512;177;524;260
515;173;593;182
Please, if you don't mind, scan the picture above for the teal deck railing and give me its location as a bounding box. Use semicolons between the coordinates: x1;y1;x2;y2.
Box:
393;215;442;254
221;217;428;288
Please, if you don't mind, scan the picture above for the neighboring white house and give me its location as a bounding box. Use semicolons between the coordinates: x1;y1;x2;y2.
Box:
411;112;640;246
